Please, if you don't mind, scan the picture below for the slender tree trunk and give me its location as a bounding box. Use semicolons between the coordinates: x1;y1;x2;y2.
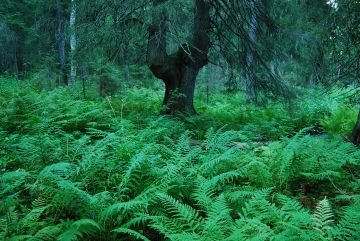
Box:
308;45;324;86
123;64;130;82
245;0;258;103
225;64;238;93
15;48;25;79
81;62;89;98
351;109;360;145
56;0;67;85
13;29;25;79
69;0;77;85
147;0;210;115
14;48;19;80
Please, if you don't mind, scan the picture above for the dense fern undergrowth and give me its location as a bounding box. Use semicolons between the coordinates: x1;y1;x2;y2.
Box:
1;79;360;241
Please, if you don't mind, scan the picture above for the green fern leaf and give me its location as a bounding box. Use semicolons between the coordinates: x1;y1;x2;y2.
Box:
112;228;150;241
312;198;334;236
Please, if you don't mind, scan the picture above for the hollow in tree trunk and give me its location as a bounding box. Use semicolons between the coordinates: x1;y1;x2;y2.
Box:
147;0;210;115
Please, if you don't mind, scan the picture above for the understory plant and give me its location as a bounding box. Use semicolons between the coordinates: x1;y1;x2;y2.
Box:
1;83;359;241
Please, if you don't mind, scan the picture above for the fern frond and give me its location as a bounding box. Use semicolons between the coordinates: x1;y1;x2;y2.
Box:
99;200;147;225
112;228;150;241
209;171;241;186
202;195;233;238
157;193;204;232
191;176;216;211
334;197;360;240
57;219;102;241
227;218;273;241
71;219;102;235
40;162;76;179
30;225;61;241
198;148;238;175
118;152;146;197
312;198;334;236
276;194;304;213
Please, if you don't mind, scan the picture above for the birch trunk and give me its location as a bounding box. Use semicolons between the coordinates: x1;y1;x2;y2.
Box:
69;0;77;85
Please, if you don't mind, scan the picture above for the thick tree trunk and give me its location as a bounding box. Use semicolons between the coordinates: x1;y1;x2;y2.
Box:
245;0;258;103
147;0;210;115
351;109;360;145
160;65;199;114
56;0;67;85
69;0;77;85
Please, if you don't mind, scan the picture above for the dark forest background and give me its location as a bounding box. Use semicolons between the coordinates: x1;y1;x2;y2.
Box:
1;0;360;240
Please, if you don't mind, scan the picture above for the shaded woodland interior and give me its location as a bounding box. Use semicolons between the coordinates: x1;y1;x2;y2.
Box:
0;0;359;240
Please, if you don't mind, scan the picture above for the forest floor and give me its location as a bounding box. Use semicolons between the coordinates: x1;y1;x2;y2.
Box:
1;78;360;240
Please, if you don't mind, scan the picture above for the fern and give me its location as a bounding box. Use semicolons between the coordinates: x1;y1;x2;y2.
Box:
333;196;360;240
21;198;48;230
118;152;147;199
202;195;232;238
57;219;102;241
156;193;204;232
1;85;360;241
312;198;334;237
30;225;61;241
112;228;150;241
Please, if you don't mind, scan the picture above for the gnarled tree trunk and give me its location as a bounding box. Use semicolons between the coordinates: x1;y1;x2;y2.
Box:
147;0;210;115
351;109;360;145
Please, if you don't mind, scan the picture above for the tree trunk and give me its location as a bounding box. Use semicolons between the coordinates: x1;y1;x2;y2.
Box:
308;45;324;86
147;0;210;115
56;0;67;85
351;109;360;145
81;62;89;98
245;0;258;103
160;65;199;114
69;0;77;85
11;24;26;79
15;44;25;79
225;64;238;93
123;64;130;82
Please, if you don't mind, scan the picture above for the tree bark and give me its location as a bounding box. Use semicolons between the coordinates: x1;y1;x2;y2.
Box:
147;0;210;115
245;0;258;103
56;0;68;85
81;62;89;98
69;0;77;85
225;64;238;93
351;109;360;145
308;45;324;86
123;64;130;82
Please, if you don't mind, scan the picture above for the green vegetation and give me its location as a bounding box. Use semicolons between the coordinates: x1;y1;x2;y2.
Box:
1;0;359;240
1;78;359;240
